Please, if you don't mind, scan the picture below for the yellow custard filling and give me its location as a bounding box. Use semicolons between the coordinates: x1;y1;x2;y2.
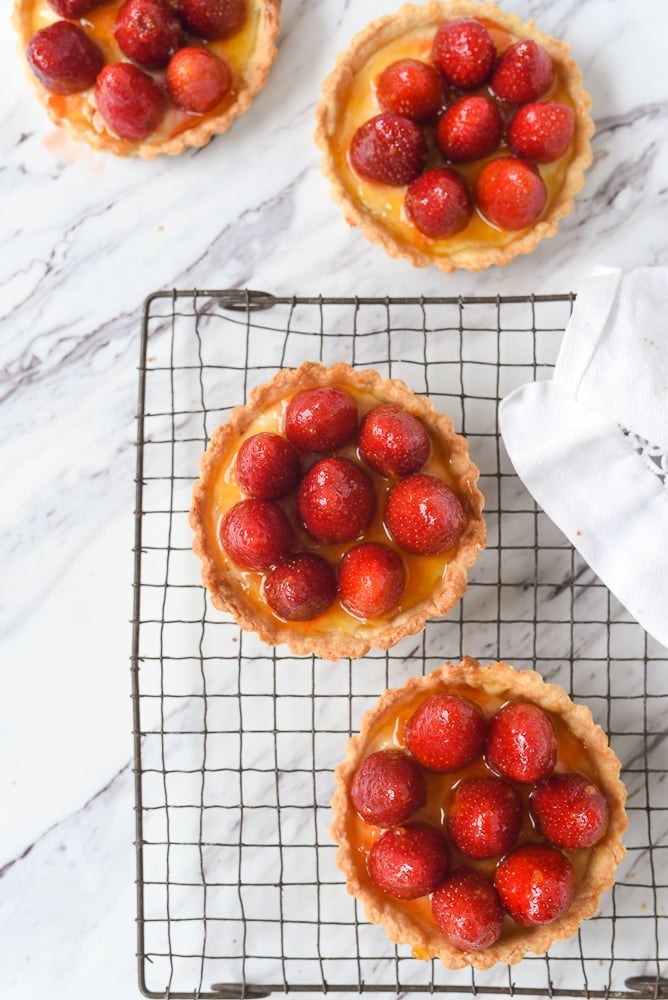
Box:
332;20;577;258
201;385;467;640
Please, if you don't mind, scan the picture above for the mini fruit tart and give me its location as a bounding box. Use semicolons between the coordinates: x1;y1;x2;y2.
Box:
190;363;485;660
315;0;593;271
332;657;627;968
13;0;281;157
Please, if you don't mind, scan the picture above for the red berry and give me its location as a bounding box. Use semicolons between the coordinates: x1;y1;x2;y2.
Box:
166;47;232;113
491;40;553;104
368;823;450;900
95;62;165;141
285;386;358;454
358;404;430;478
115;0;183;70
405;167;473;239
349;113;427;187
508;101;575;163
235;432;301;500
350;749;426;827
494;845;576;926
376;58;444;122
405;693;486;773
47;0;102;16
26;21;103;95
298;457;375;544
178;0;247;40
448;777;522;859
263;553;336;622
386;473;466;556
475;156;547;230
531;772;609;849
436;95;502;163
338;542;406;619
486;701;557;784
432;869;504;949
431;18;496;90
219;498;294;570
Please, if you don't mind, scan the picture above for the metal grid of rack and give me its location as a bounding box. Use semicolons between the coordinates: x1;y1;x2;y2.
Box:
131;291;667;1000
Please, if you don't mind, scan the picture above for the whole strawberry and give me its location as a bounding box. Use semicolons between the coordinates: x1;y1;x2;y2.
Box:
376;58;444;122
486;700;557;784
285;385;358;454
298;457;375;544
351;749;426;827
508;101;575;163
179;0;247;40
235;432;301;500
26;21;103;95
531;772;609;849
431;18;496;90
405;692;486;772
338;542;406;619
494;844;576;926
448;776;522;859
475;156;547;230
491;40;553;104
96;62;165;140
436;95;503;164
166;47;232;114
349;113;427;187
263;553;336;622
405;167;472;239
115;0;183;70
219;497;294;570
386;473;466;555
368;823;450;899
432;869;504;949
358;403;430;478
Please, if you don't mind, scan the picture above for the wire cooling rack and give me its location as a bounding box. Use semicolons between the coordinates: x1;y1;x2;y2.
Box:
131;291;668;1000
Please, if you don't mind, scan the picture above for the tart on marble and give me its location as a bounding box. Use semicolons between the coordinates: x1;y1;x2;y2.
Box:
331;657;627;968
315;0;594;271
13;0;281;157
189;363;485;660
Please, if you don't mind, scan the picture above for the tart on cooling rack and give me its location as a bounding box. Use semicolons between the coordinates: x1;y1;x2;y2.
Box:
315;0;593;272
13;0;281;157
331;657;627;968
189;362;485;660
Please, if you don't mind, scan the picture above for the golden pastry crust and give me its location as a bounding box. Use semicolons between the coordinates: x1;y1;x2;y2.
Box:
190;363;485;661
314;0;594;272
13;0;281;158
331;657;627;968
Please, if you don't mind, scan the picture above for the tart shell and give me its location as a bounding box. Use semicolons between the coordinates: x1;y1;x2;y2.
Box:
189;363;485;661
13;0;281;158
315;0;594;272
331;657;627;968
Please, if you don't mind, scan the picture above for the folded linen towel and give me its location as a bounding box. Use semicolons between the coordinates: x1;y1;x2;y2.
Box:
499;267;668;649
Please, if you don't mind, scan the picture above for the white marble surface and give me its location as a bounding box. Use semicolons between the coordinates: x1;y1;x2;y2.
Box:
1;0;667;996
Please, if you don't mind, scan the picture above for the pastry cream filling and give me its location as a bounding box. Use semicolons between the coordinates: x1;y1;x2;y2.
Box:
202;385;465;639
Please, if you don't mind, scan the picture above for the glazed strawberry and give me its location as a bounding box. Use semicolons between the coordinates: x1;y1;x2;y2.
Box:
115;0;183;70
26;21;103;95
475;157;547;230
285;386;358;454
349;113;427;187
386;473;466;556
491;40;554;104
235;432;301;500
448;777;522;859
338;542;406;619
405;167;473;239
431;18;496;90
178;0;247;40
219;498;294;570
358;404;430;478
508;101;575;163
263;553;336;622
376;59;444;122
431;869;504;950
368;823;450;900
351;749;426;827
96;63;165;141
494;845;576;926
166;47;232;113
531;772;609;849
47;0;102;15
405;693;486;772
298;457;375;544
486;701;557;784
436;96;503;163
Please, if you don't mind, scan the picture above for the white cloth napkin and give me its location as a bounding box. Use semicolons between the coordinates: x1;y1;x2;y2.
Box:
499;267;668;650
